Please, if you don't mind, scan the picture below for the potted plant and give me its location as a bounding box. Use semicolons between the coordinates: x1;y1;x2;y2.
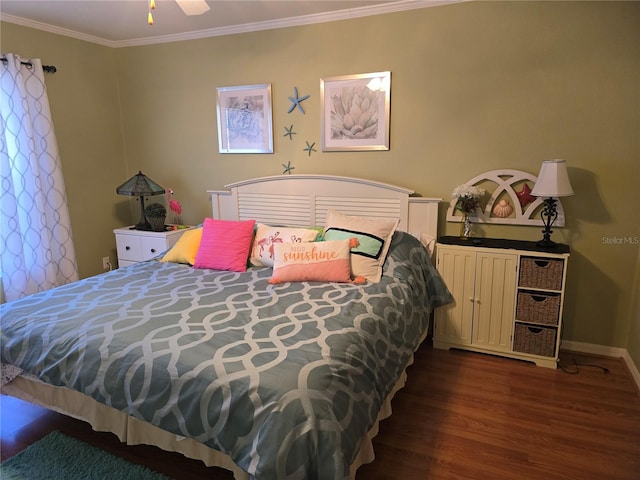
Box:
144;203;166;231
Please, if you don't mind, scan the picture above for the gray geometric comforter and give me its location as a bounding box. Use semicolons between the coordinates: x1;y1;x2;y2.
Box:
1;231;452;479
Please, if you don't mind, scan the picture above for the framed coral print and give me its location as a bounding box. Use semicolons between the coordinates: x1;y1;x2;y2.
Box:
320;71;391;152
216;84;273;153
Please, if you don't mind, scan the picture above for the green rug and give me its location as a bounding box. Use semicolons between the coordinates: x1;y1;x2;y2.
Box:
1;431;172;480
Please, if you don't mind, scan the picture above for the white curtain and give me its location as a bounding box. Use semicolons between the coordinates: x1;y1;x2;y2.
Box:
0;53;78;302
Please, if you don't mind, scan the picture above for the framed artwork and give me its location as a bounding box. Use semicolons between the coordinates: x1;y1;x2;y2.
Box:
216;83;273;153
320;71;391;152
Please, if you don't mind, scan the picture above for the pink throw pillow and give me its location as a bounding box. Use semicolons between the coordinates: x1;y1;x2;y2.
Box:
269;239;365;284
193;218;256;272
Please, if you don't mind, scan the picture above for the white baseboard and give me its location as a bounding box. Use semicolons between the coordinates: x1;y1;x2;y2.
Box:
562;340;640;392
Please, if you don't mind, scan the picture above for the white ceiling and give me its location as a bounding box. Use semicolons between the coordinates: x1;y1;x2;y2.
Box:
0;0;458;48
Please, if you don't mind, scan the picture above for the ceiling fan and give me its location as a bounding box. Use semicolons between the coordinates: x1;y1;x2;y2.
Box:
148;0;210;25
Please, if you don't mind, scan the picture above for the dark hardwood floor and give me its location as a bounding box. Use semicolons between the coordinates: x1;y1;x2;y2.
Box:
2;343;639;479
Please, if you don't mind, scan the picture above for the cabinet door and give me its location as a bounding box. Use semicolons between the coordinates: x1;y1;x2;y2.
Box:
472;252;517;352
434;247;476;346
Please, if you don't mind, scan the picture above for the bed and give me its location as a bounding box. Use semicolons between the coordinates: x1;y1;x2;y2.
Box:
1;175;452;479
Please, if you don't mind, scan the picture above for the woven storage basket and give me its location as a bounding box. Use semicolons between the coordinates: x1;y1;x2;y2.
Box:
513;323;556;357
516;292;561;325
518;257;564;290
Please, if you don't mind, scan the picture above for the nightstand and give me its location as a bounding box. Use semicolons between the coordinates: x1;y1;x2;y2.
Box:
433;236;570;368
113;227;193;267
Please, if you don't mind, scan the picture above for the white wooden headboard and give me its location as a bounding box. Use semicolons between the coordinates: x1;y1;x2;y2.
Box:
208;175;440;241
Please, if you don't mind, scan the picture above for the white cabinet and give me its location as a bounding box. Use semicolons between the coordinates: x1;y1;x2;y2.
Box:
433;237;569;368
113;227;192;267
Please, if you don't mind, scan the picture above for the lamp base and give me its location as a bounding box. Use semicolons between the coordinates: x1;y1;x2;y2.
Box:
131;223;153;231
536;197;560;249
132;195;152;231
536;238;560;249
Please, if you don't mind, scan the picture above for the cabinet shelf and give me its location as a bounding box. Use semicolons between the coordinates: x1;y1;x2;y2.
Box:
517;286;563;294
514;319;559;326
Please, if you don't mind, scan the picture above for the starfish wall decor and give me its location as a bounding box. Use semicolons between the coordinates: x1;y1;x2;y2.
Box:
282;161;295;174
303;141;317;157
287;87;310;114
284;125;296;140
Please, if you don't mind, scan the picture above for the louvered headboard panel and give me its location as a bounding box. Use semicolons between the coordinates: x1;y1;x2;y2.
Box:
237;193;312;226
208;175;441;240
314;196;402;226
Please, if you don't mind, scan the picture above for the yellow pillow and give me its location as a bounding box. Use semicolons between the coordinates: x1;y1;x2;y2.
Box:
160;227;203;265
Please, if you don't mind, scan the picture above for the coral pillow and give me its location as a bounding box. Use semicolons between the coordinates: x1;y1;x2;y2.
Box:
269;239;362;284
249;224;321;267
193;218;256;272
160;227;203;265
323;209;399;283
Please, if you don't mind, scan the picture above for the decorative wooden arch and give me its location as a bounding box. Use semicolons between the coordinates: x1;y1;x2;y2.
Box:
446;169;565;226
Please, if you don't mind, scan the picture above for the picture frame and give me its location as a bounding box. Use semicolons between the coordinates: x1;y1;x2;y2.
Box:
216;83;273;153
320;71;391;152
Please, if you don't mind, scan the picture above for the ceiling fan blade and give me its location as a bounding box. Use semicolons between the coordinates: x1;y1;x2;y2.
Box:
175;0;210;16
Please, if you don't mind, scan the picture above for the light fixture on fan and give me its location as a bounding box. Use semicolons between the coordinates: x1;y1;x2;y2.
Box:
531;159;574;248
148;0;155;25
148;0;210;25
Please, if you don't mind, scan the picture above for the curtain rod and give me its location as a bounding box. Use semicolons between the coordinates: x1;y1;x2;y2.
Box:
0;56;57;74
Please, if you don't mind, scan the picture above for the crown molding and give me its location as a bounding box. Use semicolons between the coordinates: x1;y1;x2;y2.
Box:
0;13;118;48
1;0;464;48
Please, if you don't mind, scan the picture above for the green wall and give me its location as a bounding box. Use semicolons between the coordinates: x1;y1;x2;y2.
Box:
2;2;638;366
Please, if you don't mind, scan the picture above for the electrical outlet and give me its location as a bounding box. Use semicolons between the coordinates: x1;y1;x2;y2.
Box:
102;256;110;270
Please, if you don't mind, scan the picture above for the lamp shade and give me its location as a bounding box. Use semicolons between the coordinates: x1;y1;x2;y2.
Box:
116;170;165;196
531;159;574;198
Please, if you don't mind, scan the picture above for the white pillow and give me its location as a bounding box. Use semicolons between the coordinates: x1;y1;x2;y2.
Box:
419;233;436;258
323;209;399;282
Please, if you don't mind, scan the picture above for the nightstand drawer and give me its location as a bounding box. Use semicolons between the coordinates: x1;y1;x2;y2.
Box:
142;237;167;260
115;234;141;261
116;233;168;262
